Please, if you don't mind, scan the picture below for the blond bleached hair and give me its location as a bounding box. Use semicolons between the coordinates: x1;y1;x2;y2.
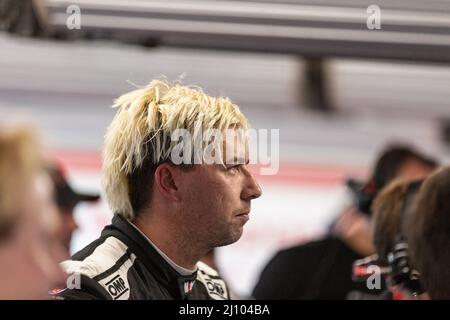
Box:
102;80;249;220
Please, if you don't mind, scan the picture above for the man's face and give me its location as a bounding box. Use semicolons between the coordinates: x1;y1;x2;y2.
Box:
177;129;262;249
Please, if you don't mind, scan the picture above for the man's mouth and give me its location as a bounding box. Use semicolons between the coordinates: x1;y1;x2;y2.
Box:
235;211;250;222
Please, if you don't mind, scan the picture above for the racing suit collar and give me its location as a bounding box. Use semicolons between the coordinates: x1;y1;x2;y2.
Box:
101;214;198;299
127;220;198;276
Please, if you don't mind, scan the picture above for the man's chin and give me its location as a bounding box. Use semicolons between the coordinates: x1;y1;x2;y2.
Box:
214;228;244;248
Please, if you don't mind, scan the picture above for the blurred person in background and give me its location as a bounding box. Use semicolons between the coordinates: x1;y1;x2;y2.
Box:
407;166;450;300
54;80;262;300
47;163;99;255
252;144;436;300
368;178;428;300
0;125;66;299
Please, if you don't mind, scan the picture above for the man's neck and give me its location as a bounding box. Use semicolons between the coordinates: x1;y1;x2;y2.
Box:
132;216;203;271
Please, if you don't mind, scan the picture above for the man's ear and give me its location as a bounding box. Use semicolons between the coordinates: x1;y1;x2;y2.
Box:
154;163;181;202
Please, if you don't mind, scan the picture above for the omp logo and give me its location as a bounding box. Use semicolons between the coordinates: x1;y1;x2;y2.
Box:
98;252;136;300
105;275;129;299
206;280;225;299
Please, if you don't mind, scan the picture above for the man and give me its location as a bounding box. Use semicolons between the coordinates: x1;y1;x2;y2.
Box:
407;166;450;299
252;145;436;300
47;163;100;254
54;80;262;300
0;125;66;299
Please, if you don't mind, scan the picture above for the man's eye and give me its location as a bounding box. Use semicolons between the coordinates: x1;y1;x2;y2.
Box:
227;165;240;172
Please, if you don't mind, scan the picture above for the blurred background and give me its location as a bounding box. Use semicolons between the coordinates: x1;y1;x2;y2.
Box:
1;0;450;296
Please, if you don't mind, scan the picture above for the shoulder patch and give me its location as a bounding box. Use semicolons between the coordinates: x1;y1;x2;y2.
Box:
196;262;229;300
97;253;136;300
61;236;129;279
60;236;137;299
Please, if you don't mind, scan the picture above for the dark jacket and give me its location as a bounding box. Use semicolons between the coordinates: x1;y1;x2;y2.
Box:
53;214;231;300
252;237;385;299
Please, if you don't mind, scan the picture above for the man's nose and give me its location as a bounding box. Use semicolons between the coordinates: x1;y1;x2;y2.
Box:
242;169;262;201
